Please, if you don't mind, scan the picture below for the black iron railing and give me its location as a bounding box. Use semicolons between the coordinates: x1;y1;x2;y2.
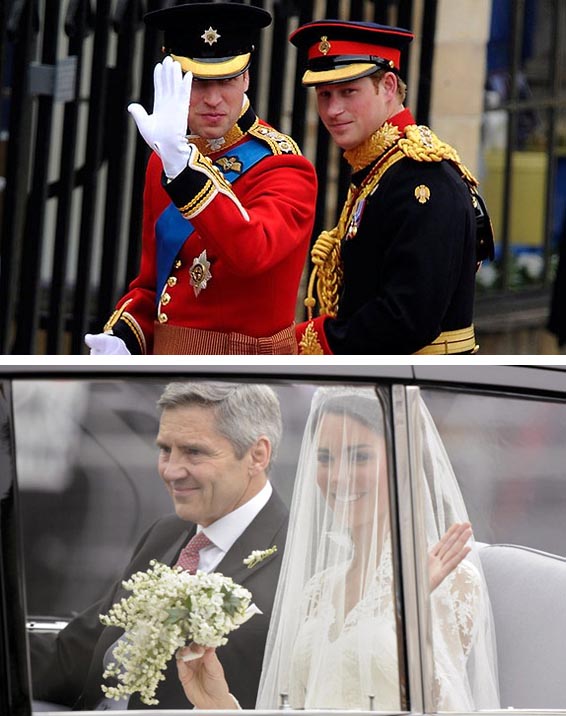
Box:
0;0;434;354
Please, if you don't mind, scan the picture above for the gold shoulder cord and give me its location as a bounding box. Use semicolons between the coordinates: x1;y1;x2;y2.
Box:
304;125;478;320
399;125;478;186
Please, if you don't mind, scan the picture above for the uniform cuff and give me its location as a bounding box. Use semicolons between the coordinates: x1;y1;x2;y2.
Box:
110;318;145;355
163;149;226;219
296;317;333;355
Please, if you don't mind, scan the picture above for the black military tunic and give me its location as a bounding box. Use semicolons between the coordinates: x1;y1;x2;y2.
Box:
296;108;479;355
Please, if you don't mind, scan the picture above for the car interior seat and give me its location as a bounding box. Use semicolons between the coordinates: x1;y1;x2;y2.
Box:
478;542;566;709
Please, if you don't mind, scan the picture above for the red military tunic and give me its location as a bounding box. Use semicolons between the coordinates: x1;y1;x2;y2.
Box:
104;103;317;354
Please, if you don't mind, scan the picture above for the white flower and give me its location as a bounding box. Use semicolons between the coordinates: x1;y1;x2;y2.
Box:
243;545;277;568
99;561;256;705
516;252;543;280
476;262;498;287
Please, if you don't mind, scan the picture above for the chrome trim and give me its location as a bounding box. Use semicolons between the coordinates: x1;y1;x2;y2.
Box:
25;711;566;716
405;385;435;714
392;384;425;713
27;619;69;633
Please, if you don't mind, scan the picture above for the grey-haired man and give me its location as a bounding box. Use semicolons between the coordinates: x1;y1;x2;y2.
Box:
31;382;288;710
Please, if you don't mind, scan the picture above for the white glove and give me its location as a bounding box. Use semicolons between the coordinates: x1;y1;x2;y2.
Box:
84;333;131;355
128;56;194;179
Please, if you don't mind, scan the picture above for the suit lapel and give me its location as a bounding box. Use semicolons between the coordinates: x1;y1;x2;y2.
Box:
215;490;288;587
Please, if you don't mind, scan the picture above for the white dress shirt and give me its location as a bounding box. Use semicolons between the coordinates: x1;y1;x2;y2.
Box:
194;480;272;572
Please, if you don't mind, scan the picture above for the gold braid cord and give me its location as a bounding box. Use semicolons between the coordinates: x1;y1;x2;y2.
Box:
304;159;393;319
305;227;344;319
303;124;479;320
398;125;479;186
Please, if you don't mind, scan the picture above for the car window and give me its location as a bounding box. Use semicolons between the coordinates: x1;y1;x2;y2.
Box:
422;387;566;709
13;378;406;714
14;379;316;619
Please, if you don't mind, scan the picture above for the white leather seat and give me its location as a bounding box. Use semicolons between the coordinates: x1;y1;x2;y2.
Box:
478;543;566;708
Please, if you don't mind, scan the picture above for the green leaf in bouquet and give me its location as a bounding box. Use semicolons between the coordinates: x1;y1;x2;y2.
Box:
164;606;190;625
222;589;244;617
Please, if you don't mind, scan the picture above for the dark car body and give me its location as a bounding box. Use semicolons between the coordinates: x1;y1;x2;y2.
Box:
2;363;566;715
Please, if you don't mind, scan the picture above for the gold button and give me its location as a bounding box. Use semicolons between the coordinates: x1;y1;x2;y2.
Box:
158;312;168;323
175;260;182;269
167;276;177;287
161;292;171;306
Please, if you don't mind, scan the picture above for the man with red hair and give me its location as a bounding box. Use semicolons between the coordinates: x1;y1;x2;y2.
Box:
291;19;492;355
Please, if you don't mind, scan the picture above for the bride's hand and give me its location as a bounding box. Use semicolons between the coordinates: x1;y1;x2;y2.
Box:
428;522;472;592
176;644;240;709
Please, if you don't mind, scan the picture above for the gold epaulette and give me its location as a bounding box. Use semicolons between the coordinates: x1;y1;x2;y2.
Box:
248;125;302;156
398;124;478;186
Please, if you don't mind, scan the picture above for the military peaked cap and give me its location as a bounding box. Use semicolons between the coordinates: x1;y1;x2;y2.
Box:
145;2;272;80
289;19;414;86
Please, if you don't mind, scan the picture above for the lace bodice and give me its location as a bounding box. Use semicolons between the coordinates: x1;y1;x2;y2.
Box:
289;542;399;710
289;542;483;710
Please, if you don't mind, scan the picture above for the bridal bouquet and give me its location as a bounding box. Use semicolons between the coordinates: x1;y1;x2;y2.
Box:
99;560;258;705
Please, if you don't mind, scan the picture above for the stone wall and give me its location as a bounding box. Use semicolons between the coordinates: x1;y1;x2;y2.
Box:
429;0;491;176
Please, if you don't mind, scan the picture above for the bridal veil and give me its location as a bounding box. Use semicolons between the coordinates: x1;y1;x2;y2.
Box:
256;385;499;711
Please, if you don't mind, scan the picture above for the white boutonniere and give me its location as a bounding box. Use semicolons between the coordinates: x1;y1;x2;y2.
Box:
243;545;277;568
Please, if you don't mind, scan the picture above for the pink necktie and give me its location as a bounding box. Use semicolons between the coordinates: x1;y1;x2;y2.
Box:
175;531;213;574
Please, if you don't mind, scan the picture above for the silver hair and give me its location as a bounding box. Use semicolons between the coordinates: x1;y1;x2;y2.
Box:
157;382;282;470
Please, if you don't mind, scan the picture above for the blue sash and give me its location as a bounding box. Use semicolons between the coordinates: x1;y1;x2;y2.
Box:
155;138;272;303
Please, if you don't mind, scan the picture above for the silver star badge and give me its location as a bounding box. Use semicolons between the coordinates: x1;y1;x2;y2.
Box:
201;26;221;46
189;250;212;297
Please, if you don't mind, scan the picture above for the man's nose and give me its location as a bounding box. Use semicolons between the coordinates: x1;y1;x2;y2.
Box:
327;96;344;117
161;451;187;480
203;87;222;105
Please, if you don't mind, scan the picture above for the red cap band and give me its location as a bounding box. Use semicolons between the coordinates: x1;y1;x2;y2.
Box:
307;39;401;69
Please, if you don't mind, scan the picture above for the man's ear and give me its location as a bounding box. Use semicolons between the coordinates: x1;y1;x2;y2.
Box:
381;71;399;99
249;436;271;475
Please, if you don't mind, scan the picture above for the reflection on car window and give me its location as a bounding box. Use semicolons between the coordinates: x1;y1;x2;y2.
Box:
422;389;566;553
18;379;406;714
14;380;316;619
423;388;566;710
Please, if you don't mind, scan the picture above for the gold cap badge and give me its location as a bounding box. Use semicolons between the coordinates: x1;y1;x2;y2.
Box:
318;35;331;55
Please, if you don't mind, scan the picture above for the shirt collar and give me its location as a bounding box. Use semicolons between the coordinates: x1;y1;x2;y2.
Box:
200;481;273;553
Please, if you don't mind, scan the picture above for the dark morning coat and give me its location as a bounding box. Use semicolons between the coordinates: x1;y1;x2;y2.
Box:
30;490;288;710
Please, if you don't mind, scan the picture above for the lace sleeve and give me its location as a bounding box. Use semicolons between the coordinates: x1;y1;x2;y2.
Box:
431;560;482;709
447;559;482;656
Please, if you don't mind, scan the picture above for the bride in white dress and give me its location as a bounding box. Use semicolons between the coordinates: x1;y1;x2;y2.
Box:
177;386;500;711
